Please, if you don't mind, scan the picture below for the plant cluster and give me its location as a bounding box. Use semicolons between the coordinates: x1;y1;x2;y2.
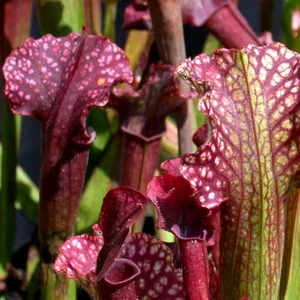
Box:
1;0;300;299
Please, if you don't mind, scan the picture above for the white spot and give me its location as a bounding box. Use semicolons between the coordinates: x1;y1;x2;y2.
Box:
277;63;291;77
276;89;285;98
208;192;215;199
207;170;213;179
215;180;222;189
168;284;179;295
20;48;27;55
266;48;278;58
268;98;275;109
261;54;274;69
201;167;207;177
199;195;205;203
150;245;159;255
200;152;207;161
76;243;83;250
154;283;163;293
259;67;267;82
284;80;293;88
26;60;31;68
291;87;298;93
71;239;79;246
250;57;258;67
272;73;282;84
285;51;294;59
285;96;294;107
139;278;145;289
159;275;168;285
190;178;198;187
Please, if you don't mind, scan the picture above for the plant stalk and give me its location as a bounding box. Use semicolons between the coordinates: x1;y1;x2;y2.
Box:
0;0;32;280
120;134;161;232
205;2;261;48
41;264;76;300
0;101;18;279
120;134;160;192
180;239;210;300
39;148;89;299
35;3;88;298
280;189;300;299
147;0;194;155
104;0;117;41
84;0;102;35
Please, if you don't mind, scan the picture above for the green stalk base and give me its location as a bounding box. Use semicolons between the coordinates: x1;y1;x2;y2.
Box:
41;263;76;300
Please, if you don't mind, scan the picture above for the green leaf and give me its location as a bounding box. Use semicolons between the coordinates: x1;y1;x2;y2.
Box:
193;99;207;130
203;34;221;55
0;143;39;223
124;30;152;70
282;0;300;52
103;0;117;41
280;189;300;300
14;166;39;223
0;102;18;277
86;108;112;178
0;0;32;277
177;43;300;299
36;0;85;35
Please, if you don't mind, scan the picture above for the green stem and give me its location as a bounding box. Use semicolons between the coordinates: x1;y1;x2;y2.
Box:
104;1;117;41
0;102;19;278
0;0;31;281
41;264;76;300
280;189;300;299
